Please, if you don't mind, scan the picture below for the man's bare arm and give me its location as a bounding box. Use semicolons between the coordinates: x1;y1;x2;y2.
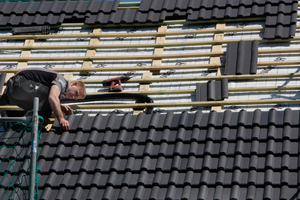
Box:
49;85;70;131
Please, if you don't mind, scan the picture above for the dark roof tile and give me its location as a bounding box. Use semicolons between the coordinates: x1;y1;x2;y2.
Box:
156;156;166;171
5;109;300;199
225;40;258;75
133;112;145;129
118;113;131;130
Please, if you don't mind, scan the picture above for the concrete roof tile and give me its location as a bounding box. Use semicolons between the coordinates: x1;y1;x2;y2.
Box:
5;109;300;199
0;0;294;40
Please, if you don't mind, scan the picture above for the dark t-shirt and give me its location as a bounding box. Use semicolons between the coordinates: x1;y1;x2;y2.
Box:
16;68;69;94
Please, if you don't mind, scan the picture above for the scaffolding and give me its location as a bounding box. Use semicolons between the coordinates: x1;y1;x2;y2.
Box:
0;97;41;200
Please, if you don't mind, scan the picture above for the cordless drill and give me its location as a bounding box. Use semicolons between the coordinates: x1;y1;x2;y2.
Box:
102;76;131;92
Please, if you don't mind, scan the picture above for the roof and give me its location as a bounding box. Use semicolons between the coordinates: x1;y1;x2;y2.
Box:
0;0;297;39
2;109;300;199
1;0;300;199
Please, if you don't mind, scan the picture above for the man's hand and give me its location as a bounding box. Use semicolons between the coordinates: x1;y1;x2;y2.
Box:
61;104;73;115
59;118;70;132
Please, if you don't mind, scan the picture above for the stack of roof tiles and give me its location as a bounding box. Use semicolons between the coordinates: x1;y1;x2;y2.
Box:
2;109;300;199
225;40;258;75
0;0;297;39
196;79;229;101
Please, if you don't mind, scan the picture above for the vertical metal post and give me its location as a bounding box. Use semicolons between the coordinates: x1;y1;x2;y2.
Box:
29;97;39;200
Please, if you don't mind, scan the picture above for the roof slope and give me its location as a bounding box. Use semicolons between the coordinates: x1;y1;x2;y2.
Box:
0;0;297;39
2;109;300;199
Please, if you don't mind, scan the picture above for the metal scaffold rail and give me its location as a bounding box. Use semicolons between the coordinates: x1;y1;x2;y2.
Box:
28;97;39;200
0;97;40;200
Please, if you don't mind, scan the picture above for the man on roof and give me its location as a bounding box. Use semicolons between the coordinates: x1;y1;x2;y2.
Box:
0;68;86;131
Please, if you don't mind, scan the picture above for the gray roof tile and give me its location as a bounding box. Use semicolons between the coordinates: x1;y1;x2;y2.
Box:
196;79;229;102
0;0;296;40
4;109;300;199
225;40;258;75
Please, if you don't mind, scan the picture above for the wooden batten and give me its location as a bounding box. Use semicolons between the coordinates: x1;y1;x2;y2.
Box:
2;98;300;111
81;28;102;75
151;25;167;75
133;72;153;114
0;26;266;40
17;39;34;69
210;23;225;112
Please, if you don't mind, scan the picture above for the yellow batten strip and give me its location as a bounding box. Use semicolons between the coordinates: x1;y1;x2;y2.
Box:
210;23;225;112
133;72;153;114
0;26;265;40
1;98;300;111
81;28;102;75
151;25;167;75
17;39;34;70
69;99;300;110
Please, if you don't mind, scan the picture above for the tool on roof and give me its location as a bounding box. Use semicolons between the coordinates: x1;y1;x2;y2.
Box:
12;26;50;35
102;76;131;92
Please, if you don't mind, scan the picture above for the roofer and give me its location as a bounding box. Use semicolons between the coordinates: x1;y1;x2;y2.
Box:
0;68;86;131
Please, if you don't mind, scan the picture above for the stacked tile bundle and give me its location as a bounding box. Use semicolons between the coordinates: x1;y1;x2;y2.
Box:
196;79;229;101
225;40;258;75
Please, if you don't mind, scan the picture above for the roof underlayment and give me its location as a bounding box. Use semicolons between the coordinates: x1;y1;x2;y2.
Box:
1;0;300;199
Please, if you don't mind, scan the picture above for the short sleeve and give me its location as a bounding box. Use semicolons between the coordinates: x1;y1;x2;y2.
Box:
51;74;68;94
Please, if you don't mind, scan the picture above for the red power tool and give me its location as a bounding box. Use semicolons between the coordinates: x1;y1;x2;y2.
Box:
102;76;131;92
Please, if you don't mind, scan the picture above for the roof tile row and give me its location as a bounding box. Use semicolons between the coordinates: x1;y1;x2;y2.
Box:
34;185;298;200
31;169;298;188
28;154;300;174
0;0;120;15
50;109;300;132
0;0;297;40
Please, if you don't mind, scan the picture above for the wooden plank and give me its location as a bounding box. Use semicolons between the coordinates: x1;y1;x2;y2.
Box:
133;72;153;114
84;84;300;95
1;74;13;93
51;72;300;84
2;98;300;111
0;26;266;40
210;23;225;112
63;74;73;81
139;72;152;91
1;37;300;51
17;39;34;69
151;25;167;75
0;52;225;62
2;84;299;96
0;63;222;73
81;28;102;75
64;98;300;110
26;72;298;84
1;57;299;73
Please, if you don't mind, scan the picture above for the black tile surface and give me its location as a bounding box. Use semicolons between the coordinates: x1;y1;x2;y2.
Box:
225;40;258;75
2;109;300;199
0;0;297;39
138;0;297;39
196;79;228;101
